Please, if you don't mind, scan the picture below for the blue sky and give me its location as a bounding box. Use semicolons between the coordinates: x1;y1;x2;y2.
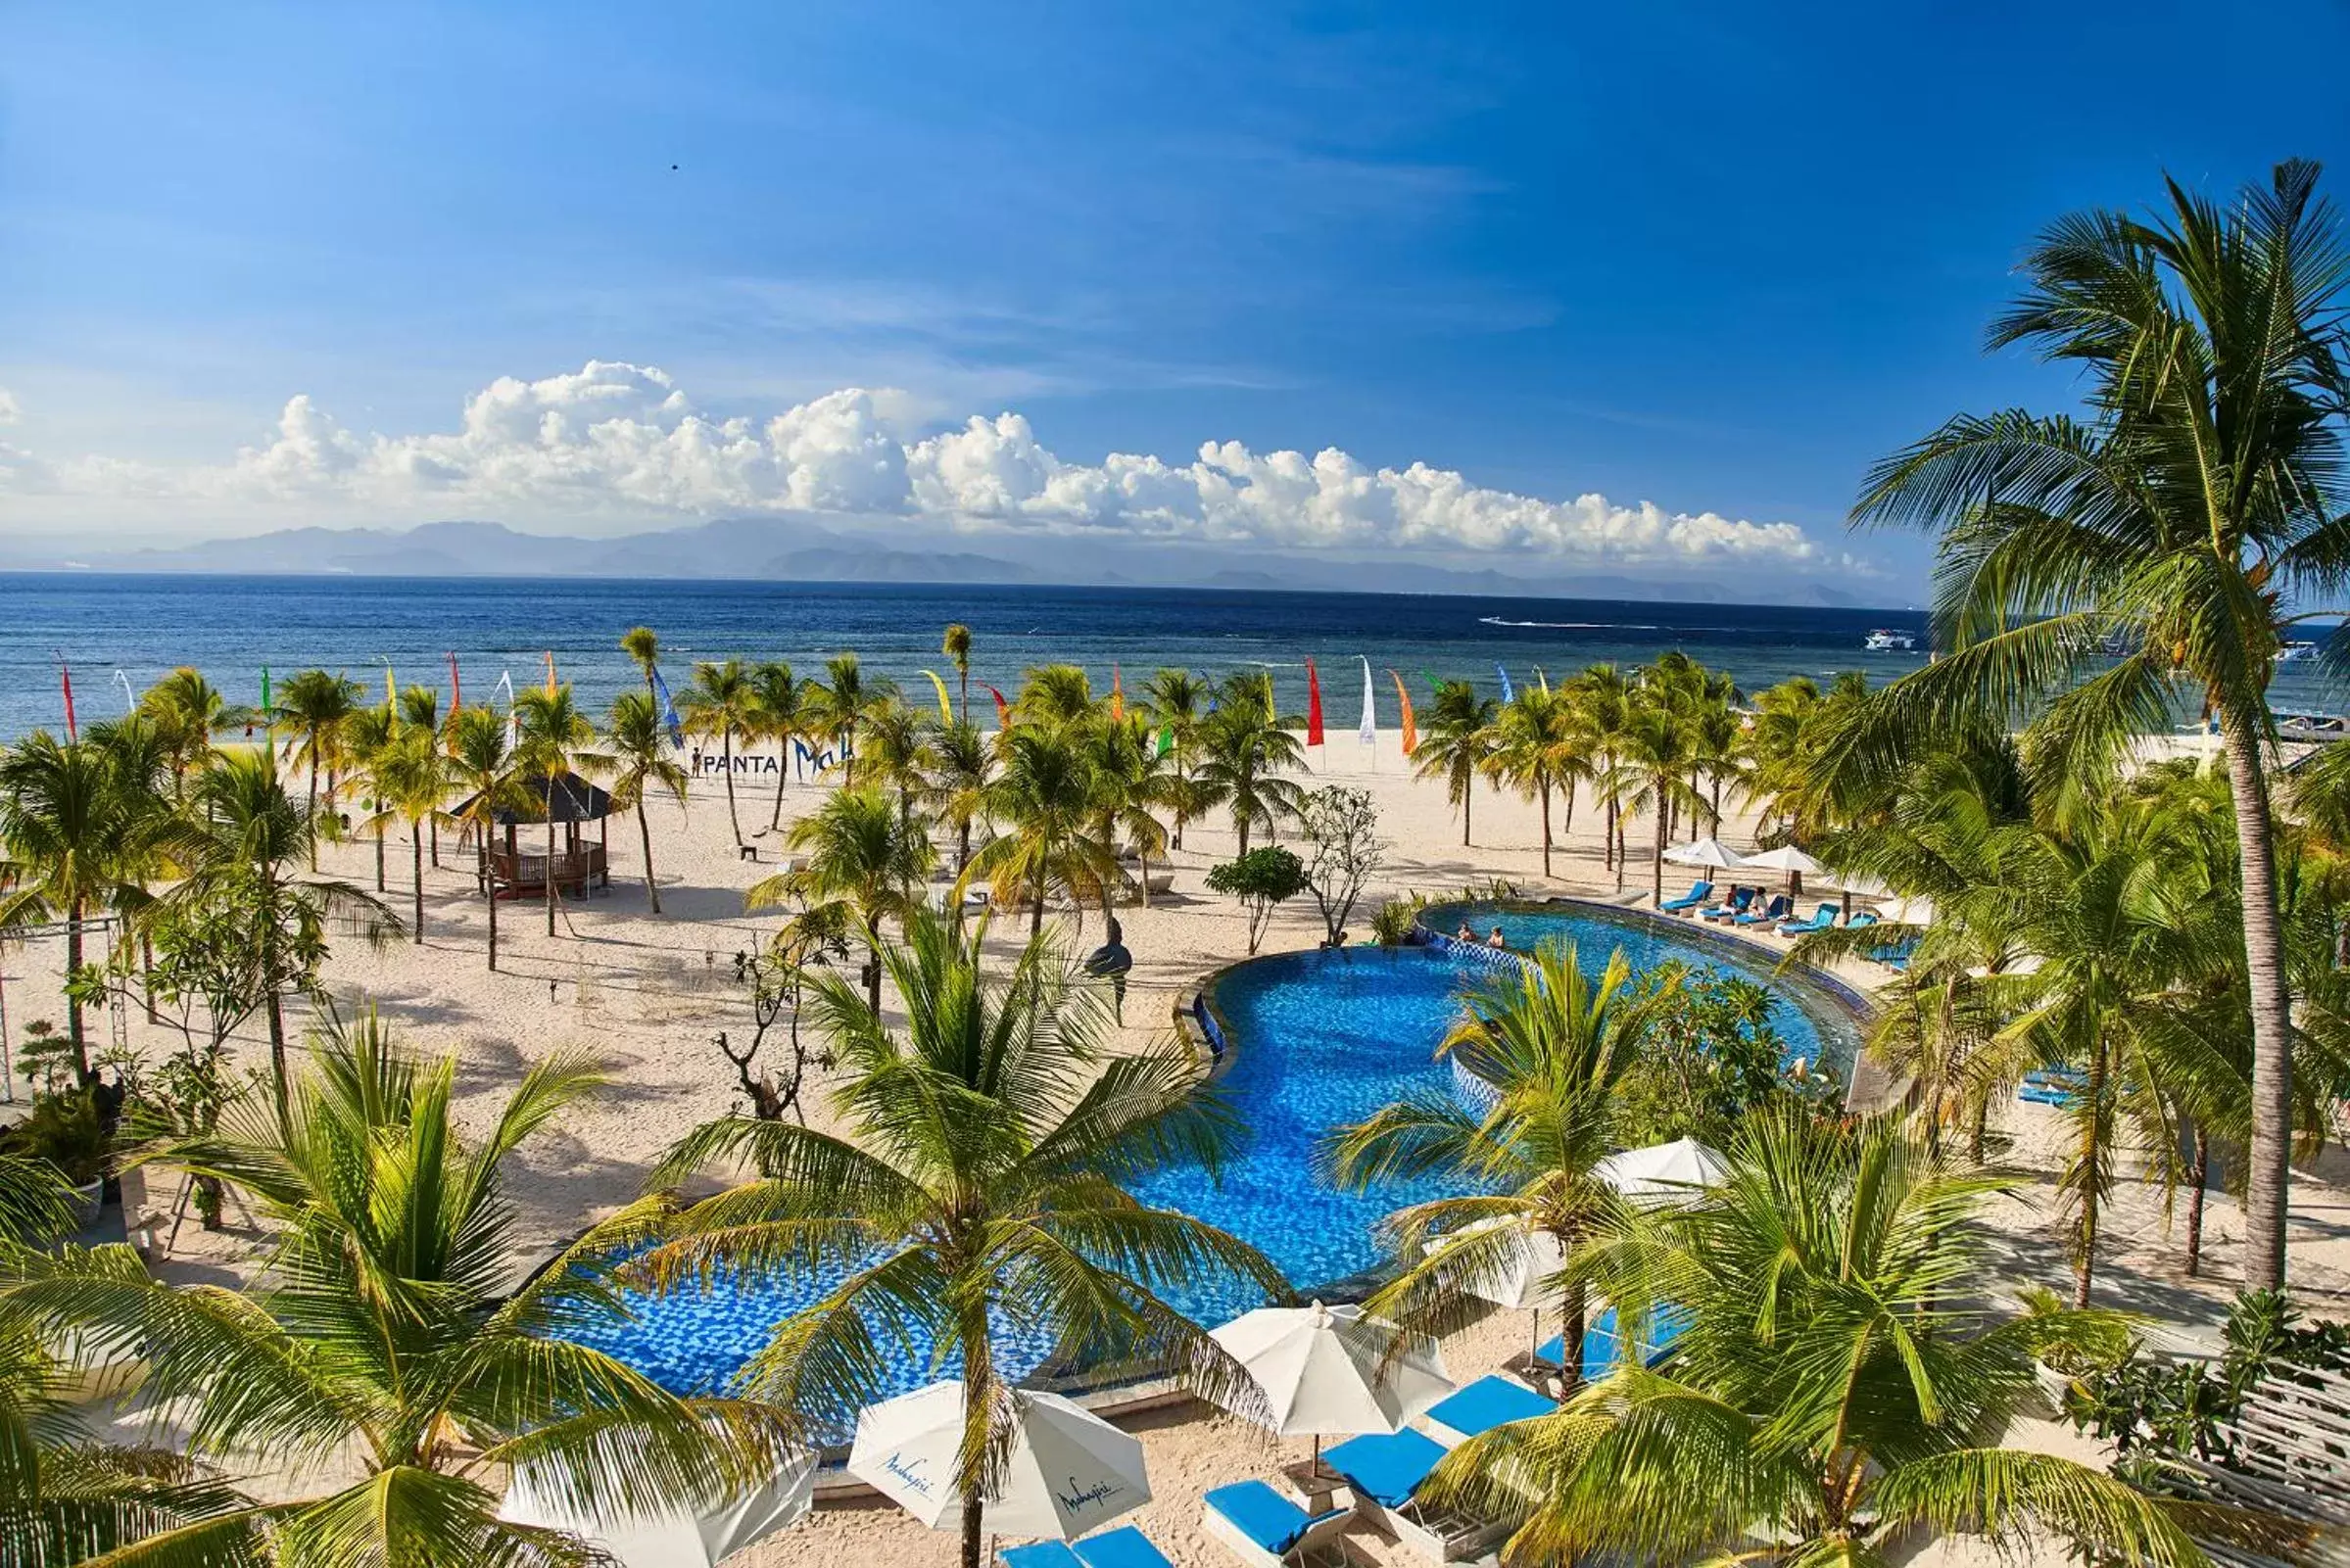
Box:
3;1;2346;595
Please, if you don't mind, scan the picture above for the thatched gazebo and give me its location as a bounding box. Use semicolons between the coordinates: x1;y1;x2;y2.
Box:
459;774;614;901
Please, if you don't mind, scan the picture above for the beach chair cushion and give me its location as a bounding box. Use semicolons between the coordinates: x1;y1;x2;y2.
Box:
1658;880;1710;911
1424;1374;1555;1440
1074;1526;1174;1568
1736;897;1789;926
1002;1544;1084;1568
1204;1481;1338;1555
1322;1427;1448;1509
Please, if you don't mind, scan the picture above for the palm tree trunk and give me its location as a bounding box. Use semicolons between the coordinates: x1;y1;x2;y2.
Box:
2184;1122;2209;1279
638;801;662;914
1652;784;1667;904
374;820;386;892
545;813;557;938
265;988;289;1117
1558;1278;1587;1393
430;818;439;868
1461;763;1472;847
722;729;743;846
411;830;425;942
2222;708;2293;1291
306;755;320;871
1236;811;1252;858
65;902;87;1079
958;818;972;873
2077;1036;2107;1309
959;667;969;726
865;918;884;1014
1032;869;1047;936
487;870;501;972
770;748;790;832
1538;784;1553;879
1603;799;1615;872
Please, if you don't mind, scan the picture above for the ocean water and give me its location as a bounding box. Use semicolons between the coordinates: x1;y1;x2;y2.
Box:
0;572;1946;740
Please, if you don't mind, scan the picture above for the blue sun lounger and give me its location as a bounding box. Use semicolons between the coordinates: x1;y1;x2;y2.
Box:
1657;879;1712;915
1846;910;1879;929
1700;886;1754;923
1323;1427;1509;1563
1776;902;1838;937
1003;1528;1175;1568
1420;1374;1556;1447
1200;1480;1354;1568
1734;894;1792;927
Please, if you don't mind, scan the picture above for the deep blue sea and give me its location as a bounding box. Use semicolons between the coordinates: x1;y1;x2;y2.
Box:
1;573;2340;739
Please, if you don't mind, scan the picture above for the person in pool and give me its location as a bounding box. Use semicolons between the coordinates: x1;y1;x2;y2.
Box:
1457;921;1476;942
1486;925;1508;949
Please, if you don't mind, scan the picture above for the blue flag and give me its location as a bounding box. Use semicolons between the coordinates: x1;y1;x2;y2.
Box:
1496;664;1515;703
650;667;685;747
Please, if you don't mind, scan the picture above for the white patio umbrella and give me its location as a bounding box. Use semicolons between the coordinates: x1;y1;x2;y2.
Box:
1740;843;1825;893
499;1458;815;1568
1423;1218;1566;1358
848;1380;1148;1541
1208;1301;1455;1464
1596;1137;1730;1208
1662;836;1747;870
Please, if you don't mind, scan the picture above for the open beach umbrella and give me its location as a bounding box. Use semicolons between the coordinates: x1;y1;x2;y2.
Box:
1595;1137;1729;1208
848;1380;1149;1541
499;1457;815;1568
1208;1301;1454;1463
1424;1218;1566;1357
1740;842;1824;893
1662;836;1746;870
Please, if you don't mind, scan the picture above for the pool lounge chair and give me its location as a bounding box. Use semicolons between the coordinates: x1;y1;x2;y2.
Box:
1322;1429;1511;1564
1776;902;1839;937
1733;894;1792;927
1201;1481;1356;1568
1699;886;1753;923
1656;879;1712;916
1001;1527;1176;1568
1419;1374;1556;1448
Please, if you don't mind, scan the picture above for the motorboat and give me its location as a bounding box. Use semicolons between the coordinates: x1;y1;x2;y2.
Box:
2277;641;2322;663
1863;629;1917;652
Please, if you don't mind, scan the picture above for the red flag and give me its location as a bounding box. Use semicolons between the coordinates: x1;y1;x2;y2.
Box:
59;661;76;740
1389;670;1417;757
986;684;1011;731
1304;658;1324;747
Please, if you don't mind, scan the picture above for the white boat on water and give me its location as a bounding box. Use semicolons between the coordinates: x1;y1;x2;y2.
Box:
1863;629;1917;652
2277;641;2322;662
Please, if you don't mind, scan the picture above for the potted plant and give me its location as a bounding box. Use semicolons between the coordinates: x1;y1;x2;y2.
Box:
13;1088;112;1226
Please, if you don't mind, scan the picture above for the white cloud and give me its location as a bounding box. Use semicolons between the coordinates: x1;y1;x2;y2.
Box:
0;388;19;425
11;359;1840;567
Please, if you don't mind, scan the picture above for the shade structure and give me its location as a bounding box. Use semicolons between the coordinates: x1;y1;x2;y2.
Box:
1738;843;1825;877
1423;1217;1566;1311
1882;894;1936;926
1595;1137;1729;1208
1208;1301;1454;1441
1662;836;1747;870
848;1381;1148;1541
499;1458;815;1568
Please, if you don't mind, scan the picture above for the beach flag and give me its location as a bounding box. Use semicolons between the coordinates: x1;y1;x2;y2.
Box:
1156;725;1174;758
447;652;461;712
384;662;397;710
58;661;75;740
498;671;517;754
1496;664;1515;703
1389;670;1417;756
1534;666;1550;696
1359;657;1376;748
1305;659;1324;746
985;684;1011;731
1110;665;1124;721
1420;668;1443;693
543;650;557;695
261;666;272;712
921;669;954;725
651;667;685;748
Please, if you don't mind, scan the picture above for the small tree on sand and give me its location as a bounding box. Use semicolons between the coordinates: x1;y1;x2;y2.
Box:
716;905;851;1121
1298;784;1385;945
1207;845;1307;955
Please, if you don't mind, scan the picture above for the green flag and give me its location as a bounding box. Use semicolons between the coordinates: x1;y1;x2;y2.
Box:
1156;725;1174;757
260;666;271;709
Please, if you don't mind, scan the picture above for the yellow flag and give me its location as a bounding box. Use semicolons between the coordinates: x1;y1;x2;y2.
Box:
544;650;557;695
384;663;396;704
921;669;954;725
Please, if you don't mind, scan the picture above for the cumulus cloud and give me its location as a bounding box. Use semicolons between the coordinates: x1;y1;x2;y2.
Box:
36;360;1837;566
0;388;19;425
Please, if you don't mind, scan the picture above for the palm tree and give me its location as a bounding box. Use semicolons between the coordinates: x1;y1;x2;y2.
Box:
621;624;662;702
941;622;973;723
1081;714;1172;910
270;669;362;867
856;698;933;831
398;684;448;866
1611;688;1706;901
1566;664;1630;873
1015;664;1097;727
445;704;531;971
681;658;759;848
363;727;456;945
967;726;1121;934
639;911;1280;1568
137;667;253;798
1140;668;1212;850
1327;945;1660;1387
599;690;690;915
751;660;806;832
345;701;398;894
513;684;600;938
1849;163;2350;1290
1743;672;1871;841
922;719;995;873
0;733;154;1078
752;786;932;1012
1414;680;1497;847
10;1011;795;1565
1428;1110;2213;1566
807;653;896;788
1196;675;1305;857
1481;686;1576;879
164;750;395;1107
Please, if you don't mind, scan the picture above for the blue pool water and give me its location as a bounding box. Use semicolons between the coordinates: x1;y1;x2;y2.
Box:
575;906;1857;1400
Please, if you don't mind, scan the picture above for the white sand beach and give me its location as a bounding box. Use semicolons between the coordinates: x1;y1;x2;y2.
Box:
13;730;2348;1566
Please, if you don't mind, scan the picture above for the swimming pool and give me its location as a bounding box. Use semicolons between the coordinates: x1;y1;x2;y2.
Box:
574;905;1859;1401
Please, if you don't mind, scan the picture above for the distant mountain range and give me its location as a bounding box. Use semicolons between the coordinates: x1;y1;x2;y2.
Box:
0;516;1870;607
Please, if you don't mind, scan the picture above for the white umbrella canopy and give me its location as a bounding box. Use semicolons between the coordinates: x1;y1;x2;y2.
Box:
1662;836;1747;870
1208;1301;1454;1443
848;1381;1148;1541
1596;1137;1730;1208
499;1459;815;1568
1423;1217;1565;1311
1738;844;1825;877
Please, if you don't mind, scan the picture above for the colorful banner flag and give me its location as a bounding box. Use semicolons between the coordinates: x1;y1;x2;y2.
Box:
260;666;272;712
985;684;1011;731
115;670;135;715
58;660;75;740
651;667;685;748
543;650;557;695
1534;666;1550;696
1389;670;1417;757
498;671;516;755
1496;664;1515;704
447;652;461;712
921;669;954;725
1110;664;1124;721
1304;658;1324;746
1156;725;1174;758
1358;657;1376;747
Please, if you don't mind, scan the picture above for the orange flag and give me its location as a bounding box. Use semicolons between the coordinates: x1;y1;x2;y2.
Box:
544;650;557;694
1388;669;1416;756
1110;664;1124;721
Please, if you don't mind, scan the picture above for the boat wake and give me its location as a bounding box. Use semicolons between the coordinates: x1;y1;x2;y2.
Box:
1479;616;1658;631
